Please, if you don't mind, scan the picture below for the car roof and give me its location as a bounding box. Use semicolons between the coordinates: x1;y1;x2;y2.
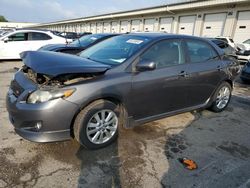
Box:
90;33;120;37
124;32;204;40
12;29;51;34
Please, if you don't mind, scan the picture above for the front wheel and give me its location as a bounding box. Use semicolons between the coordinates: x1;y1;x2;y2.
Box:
73;100;120;149
210;82;232;112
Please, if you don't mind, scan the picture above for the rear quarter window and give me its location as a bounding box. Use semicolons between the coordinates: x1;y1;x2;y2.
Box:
186;39;218;63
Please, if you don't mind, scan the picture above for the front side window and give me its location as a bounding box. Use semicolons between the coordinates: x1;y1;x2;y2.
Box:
8;33;28;41
80;35;152;65
186;40;218;63
140;39;185;68
28;32;52;40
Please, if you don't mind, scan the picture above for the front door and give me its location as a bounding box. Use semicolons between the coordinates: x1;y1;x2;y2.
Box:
1;32;28;59
131;39;189;120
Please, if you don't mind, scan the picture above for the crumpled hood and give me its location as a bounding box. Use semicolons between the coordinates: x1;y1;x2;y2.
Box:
38;43;78;51
20;51;111;77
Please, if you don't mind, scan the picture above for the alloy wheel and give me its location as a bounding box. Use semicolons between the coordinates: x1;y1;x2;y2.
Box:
216;86;230;109
86;109;118;144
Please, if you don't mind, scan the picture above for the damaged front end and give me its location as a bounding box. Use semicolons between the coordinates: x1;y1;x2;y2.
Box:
19;50;110;87
22;64;103;86
16;51;110;104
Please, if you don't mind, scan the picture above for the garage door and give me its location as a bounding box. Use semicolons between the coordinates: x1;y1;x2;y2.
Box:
103;22;111;33
234;11;250;43
202;13;227;37
131;20;141;32
178;15;196;35
90;23;96;33
85;23;90;32
159;17;173;33
120;21;129;33
96;23;103;33
144;18;155;32
111;22;118;33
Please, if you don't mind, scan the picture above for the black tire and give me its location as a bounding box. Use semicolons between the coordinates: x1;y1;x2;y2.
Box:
73;100;120;149
209;82;232;113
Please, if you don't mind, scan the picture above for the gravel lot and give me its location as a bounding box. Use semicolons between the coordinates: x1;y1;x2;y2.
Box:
0;60;250;188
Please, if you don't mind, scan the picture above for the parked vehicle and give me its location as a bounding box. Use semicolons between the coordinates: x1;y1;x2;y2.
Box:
240;61;250;83
215;36;236;49
58;32;80;41
77;32;92;38
0;29;66;59
6;33;240;149
38;33;118;55
240;39;250;51
208;38;237;56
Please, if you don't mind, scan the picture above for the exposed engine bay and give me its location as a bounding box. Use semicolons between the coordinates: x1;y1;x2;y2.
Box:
22;65;103;86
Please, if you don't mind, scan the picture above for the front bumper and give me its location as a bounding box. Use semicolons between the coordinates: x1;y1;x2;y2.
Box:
6;71;79;143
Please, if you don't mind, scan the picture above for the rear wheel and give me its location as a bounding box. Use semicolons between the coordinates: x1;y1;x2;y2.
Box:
210;82;232;112
74;100;120;149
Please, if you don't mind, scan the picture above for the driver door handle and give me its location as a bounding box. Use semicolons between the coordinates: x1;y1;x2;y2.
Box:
217;65;223;71
178;71;189;78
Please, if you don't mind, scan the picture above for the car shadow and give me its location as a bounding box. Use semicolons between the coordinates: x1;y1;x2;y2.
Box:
76;142;121;188
160;94;250;188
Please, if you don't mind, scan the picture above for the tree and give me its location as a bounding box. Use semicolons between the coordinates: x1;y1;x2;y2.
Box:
0;16;8;22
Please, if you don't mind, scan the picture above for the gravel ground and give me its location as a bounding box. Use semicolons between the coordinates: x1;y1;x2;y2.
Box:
0;60;250;188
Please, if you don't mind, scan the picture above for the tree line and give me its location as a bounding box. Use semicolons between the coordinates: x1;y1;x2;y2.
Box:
0;15;8;22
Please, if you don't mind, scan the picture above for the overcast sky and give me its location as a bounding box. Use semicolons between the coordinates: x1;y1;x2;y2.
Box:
0;0;190;23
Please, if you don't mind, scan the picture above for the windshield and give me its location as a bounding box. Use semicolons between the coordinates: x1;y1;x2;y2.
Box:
79;35;152;65
72;34;105;47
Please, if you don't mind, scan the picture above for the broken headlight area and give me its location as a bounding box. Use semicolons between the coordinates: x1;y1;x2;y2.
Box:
22;65;101;86
27;88;75;104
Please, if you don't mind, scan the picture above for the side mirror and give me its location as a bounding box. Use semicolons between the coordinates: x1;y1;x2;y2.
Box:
136;60;156;72
3;37;9;43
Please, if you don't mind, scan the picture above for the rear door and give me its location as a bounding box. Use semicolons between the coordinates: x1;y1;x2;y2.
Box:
27;32;53;50
131;39;189;120
184;39;226;107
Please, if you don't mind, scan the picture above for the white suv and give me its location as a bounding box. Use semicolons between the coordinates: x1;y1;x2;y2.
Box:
215;36;236;49
0;30;67;60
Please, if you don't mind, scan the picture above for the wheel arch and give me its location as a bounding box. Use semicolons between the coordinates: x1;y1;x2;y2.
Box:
69;95;129;137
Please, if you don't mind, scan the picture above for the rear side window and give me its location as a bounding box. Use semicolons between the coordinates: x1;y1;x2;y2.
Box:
186;40;218;63
140;39;185;68
8;33;28;41
28;32;52;40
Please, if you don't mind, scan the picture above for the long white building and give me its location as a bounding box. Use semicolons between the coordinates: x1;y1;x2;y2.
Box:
0;22;37;29
30;0;250;43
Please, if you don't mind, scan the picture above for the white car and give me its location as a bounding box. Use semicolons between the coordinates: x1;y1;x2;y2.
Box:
215;36;236;49
240;39;250;51
0;30;67;59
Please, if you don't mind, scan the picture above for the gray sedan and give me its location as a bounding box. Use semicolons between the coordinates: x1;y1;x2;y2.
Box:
6;33;240;149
